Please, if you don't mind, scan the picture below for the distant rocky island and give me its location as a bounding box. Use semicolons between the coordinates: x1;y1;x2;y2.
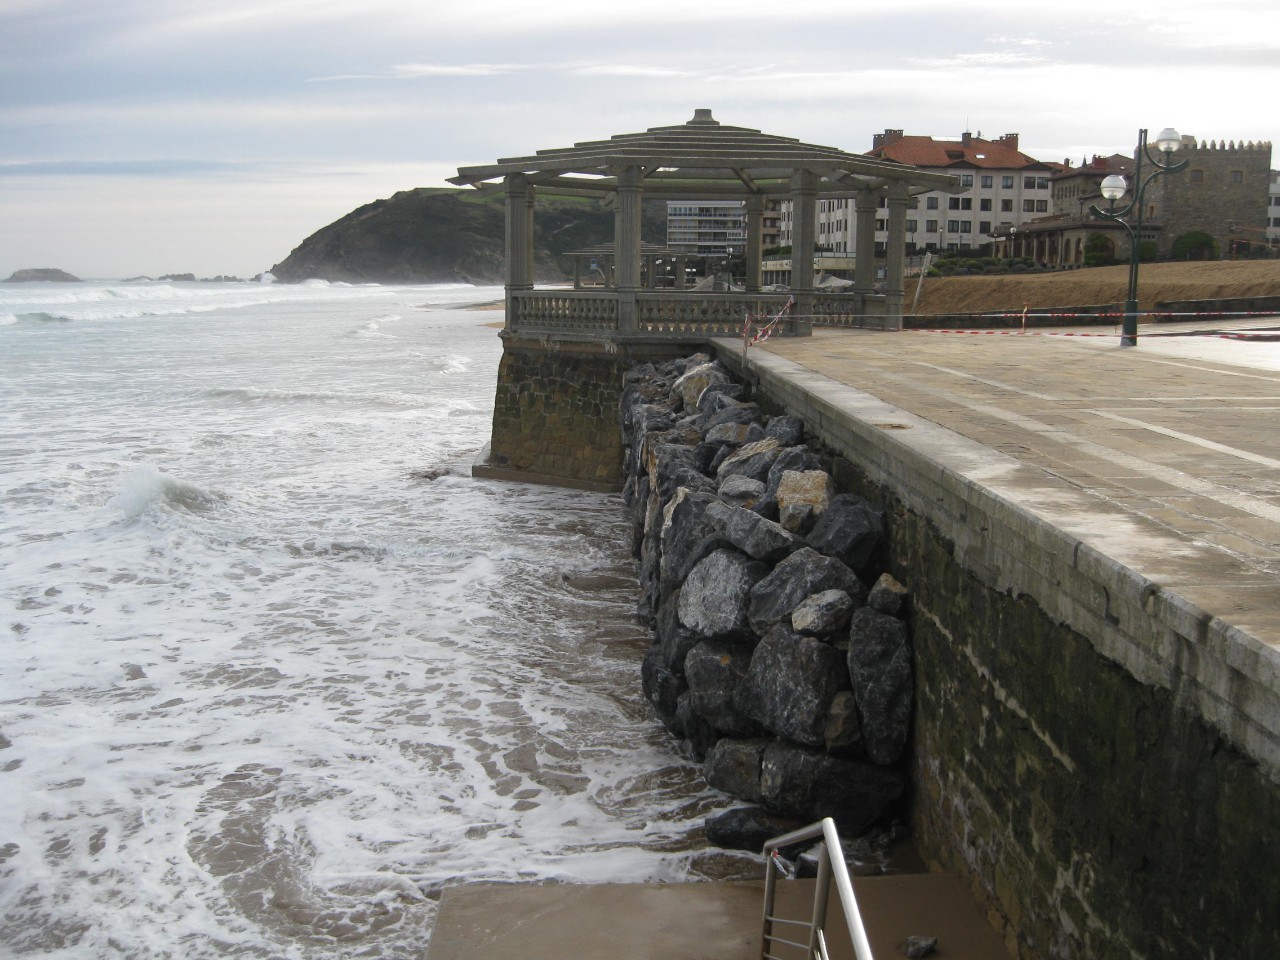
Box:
269;187;666;285
4;268;82;283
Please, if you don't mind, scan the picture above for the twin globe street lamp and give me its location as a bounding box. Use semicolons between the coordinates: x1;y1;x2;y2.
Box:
1090;127;1189;346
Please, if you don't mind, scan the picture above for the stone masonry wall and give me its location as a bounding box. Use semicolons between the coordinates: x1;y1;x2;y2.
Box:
483;335;692;489
715;343;1280;960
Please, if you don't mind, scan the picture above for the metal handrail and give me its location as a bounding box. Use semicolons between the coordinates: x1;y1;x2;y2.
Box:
760;817;874;960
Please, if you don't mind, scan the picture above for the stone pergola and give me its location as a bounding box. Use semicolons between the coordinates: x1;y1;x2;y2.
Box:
451;109;959;337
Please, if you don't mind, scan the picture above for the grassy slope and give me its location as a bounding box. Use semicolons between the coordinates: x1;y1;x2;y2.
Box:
912;260;1280;316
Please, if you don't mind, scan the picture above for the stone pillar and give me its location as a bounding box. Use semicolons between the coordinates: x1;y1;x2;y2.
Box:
615;165;642;332
504;173;533;330
789;169;817;335
854;188;878;304
883;181;909;330
675;255;687;290
745;195;765;293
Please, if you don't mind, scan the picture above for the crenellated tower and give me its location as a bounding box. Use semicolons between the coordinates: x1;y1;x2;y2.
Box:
1148;136;1273;256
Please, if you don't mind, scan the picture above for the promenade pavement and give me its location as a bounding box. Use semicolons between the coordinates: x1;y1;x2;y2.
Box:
754;316;1280;654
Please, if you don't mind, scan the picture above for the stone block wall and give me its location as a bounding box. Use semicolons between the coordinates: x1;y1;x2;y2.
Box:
1152;138;1272;257
481;334;692;490
715;343;1280;960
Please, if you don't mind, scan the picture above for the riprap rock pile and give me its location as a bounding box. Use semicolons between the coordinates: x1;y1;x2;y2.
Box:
620;353;913;848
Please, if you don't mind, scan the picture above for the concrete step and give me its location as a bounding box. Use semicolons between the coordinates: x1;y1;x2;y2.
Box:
425;874;1010;960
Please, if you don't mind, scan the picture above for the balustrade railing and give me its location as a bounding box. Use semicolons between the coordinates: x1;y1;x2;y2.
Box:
511;290;618;333
636;291;793;339
507;289;902;339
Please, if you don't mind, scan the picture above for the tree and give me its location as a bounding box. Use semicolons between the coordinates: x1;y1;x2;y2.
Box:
1083;233;1116;267
1171;231;1218;261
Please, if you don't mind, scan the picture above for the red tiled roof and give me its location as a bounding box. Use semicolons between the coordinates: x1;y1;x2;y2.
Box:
867;134;1054;171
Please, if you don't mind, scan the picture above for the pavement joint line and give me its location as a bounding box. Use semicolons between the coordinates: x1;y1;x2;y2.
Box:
1091;410;1280;472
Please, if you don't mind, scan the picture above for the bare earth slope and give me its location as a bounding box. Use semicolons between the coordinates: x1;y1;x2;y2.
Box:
912;260;1280;316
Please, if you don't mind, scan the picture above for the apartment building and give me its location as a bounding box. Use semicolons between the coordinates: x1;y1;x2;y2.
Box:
1264;169;1279;246
778;129;1061;256
665;200;746;256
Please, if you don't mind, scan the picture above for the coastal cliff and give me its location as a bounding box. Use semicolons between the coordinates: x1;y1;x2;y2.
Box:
271;187;666;285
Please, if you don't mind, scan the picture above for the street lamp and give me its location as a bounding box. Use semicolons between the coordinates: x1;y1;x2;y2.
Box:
1090;127;1189;346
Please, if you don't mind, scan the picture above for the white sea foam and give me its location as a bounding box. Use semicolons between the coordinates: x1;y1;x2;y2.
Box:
0;282;744;959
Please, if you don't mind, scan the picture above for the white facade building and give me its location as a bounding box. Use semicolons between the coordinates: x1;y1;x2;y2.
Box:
780;130;1062;257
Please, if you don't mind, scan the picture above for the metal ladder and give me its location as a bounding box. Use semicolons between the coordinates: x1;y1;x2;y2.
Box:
760;818;875;960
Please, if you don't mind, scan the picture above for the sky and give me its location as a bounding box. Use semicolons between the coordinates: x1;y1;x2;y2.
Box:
2;0;1278;280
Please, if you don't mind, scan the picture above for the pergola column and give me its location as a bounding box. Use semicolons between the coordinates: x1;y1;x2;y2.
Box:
854;188;878;300
790;168;818;334
744;194;765;293
504;173;534;329
615;165;642;331
883;181;909;329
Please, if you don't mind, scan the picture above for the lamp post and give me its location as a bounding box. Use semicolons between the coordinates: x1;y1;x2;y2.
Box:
1090;127;1188;346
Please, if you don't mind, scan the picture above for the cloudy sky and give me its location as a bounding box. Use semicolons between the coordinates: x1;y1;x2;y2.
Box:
2;0;1277;279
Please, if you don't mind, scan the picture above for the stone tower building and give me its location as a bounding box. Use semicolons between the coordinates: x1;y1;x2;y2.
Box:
1148;136;1272;257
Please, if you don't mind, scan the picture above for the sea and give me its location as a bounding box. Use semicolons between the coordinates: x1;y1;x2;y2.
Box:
0;280;748;959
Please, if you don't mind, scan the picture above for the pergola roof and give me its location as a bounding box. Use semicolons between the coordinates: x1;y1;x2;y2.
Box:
450;108;960;199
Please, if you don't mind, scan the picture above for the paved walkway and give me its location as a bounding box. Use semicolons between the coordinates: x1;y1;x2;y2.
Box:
756;317;1280;652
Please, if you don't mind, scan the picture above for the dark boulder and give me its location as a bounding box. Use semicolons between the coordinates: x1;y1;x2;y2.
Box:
748;547;867;635
847;607;913;765
806;494;885;572
704;806;808;854
735;628;847;748
790;589;856;638
705;500;805;564
765;415;805;447
655;590;701;675
685;641;762;738
760;742;905;832
867;572;909;616
824;690;864;759
641;645;686;735
704;738;769;802
717;438;785;485
657;489;725;603
676;693;719;761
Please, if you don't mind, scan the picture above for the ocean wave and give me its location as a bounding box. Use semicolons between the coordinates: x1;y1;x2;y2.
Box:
206;386;428;407
108;466;223;520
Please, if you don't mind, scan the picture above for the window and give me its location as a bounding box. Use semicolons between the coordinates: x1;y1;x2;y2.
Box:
906;219;918;232
949;197;972;210
947;219;960;232
926;219;938;232
979;220;992;234
1036;177;1049;189
1001;199;1014;212
1024;176;1036;189
981;175;993;188
876;219;887;231
909;197;919;209
980;198;992;211
1035;200;1048;213
960;174;974;187
1190;169;1204;182
926;196;939;209
959;221;972;234
1023;199;1035;212
1002;175;1015;189
1231;170;1244;183
1272;216;1280;227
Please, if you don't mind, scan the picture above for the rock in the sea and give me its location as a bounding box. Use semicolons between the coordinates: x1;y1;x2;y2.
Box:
658;489;725;603
655;590;701;675
748;547;867;634
735;628;846;748
704;806;807;853
676;692;719;760
678;548;768;639
847;607;913;765
760;742;905;832
4;267;81;283
718;475;766;507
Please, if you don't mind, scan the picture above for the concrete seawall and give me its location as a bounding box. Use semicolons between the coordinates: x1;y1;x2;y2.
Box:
714;330;1279;960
